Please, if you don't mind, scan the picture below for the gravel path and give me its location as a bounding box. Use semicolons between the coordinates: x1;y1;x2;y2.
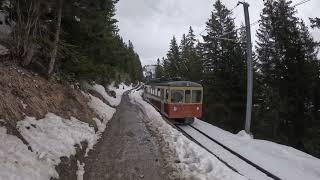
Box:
84;93;170;180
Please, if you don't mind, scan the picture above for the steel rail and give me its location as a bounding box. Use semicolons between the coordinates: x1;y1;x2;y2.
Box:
187;124;281;180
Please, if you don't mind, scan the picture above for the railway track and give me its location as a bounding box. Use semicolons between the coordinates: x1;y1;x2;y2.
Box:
176;124;282;180
140;91;281;180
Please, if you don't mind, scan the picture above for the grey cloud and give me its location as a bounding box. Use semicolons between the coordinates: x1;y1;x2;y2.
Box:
116;0;320;66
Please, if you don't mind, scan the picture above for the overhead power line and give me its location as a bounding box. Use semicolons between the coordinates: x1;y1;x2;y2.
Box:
293;0;311;7
197;0;312;39
230;4;240;12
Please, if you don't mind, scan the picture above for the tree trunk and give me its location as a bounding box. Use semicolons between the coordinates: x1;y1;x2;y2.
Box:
22;45;34;66
48;0;63;76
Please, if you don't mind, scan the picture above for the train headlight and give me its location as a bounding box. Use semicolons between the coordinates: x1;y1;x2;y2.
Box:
173;106;178;112
196;106;200;111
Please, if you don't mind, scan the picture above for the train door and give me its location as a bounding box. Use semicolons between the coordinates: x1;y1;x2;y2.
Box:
160;88;165;114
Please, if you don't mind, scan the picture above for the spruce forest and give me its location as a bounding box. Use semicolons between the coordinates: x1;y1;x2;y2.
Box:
0;0;143;83
0;0;319;162
156;0;320;158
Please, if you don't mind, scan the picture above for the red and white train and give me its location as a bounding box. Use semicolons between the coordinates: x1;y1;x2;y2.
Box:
143;81;203;124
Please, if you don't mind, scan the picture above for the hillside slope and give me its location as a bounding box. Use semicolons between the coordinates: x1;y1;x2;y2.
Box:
0;62;97;133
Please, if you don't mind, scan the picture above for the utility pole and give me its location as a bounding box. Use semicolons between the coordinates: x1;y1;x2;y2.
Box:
238;1;253;134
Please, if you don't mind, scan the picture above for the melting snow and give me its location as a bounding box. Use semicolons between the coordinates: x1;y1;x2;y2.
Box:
0;126;58;180
192;119;320;180
129;90;246;180
92;83;132;107
85;93;116;134
0;82;128;180
17;113;97;166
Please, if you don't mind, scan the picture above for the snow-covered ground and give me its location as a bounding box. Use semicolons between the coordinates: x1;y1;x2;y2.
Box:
0;83;130;180
85;94;116;134
17;113;98;165
92;83;133;107
129;90;246;180
179;125;272;180
130;89;320;180
0;126;58;180
190;120;320;180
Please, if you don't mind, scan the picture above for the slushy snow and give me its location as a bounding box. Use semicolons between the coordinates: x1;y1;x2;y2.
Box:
179;125;272;180
17;113;97;166
0;126;58;180
86;94;116;134
129;90;246;180
92;83;132;107
191;119;320;180
0;83;125;180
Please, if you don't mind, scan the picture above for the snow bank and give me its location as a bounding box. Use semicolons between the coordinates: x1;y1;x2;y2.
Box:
193;120;320;180
0;127;58;180
0;84;118;180
17;113;97;166
92;83;132;106
129;90;246;180
14;90;117;179
86;94;116;133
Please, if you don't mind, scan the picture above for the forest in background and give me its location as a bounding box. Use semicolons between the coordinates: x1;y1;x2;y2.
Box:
156;0;320;158
0;0;143;84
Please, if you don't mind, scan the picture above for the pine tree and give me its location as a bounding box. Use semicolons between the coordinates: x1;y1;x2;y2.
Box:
155;58;164;79
165;36;181;78
59;0;142;82
256;0;319;152
185;27;202;82
201;0;247;132
310;17;320;28
179;34;190;79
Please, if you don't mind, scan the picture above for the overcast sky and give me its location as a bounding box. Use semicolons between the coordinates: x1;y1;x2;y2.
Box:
115;0;320;66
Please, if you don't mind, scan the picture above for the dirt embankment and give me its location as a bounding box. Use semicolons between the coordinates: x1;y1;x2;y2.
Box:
0;61;97;130
0;61;103;179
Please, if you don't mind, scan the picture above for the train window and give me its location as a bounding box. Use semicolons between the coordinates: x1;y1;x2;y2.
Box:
192;90;202;103
171;90;184;103
166;89;169;102
185;90;191;103
157;88;161;97
160;89;164;99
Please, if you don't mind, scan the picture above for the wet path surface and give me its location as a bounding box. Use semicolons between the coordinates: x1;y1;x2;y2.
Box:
84;93;169;180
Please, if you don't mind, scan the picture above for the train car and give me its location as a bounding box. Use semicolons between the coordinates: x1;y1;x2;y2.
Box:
143;81;203;124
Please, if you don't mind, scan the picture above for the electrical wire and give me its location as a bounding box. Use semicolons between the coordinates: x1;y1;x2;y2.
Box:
230;4;240;12
196;0;312;40
293;0;311;7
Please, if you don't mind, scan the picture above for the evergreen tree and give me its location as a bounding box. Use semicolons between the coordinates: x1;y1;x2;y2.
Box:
256;0;319;153
201;0;247;132
155;58;164;79
185;27;202;82
164;36;181;78
59;0;143;83
179;34;190;79
2;0;144;83
310;17;320;28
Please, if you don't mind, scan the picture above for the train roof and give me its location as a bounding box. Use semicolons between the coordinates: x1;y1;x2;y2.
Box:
148;81;202;87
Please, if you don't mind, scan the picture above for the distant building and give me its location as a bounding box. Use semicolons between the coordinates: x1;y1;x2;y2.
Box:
143;65;157;81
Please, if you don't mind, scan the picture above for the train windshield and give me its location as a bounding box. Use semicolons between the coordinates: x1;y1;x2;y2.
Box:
171;90;184;103
185;90;191;103
192;90;202;103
